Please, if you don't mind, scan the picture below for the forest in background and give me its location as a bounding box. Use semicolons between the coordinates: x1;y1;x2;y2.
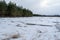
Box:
0;0;33;17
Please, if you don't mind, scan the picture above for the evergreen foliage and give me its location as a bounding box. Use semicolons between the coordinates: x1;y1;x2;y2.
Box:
0;1;33;17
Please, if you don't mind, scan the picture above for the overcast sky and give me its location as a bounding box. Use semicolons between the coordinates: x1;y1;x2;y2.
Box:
5;0;60;15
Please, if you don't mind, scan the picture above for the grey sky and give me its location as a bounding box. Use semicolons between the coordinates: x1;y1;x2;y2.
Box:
5;0;60;15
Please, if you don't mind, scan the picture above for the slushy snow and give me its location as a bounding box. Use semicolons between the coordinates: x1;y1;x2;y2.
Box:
0;17;60;40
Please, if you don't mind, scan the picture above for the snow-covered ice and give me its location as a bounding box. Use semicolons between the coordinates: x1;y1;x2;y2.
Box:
0;17;60;40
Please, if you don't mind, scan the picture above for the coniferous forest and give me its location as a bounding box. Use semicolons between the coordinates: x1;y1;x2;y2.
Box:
0;0;33;17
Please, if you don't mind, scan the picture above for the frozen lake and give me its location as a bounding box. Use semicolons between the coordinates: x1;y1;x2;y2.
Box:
0;17;60;40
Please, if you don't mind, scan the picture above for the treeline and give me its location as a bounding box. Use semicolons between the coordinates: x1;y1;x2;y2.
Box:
0;0;33;17
33;14;60;17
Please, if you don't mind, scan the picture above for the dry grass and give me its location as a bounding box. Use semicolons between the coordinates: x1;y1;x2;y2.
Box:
11;33;20;39
2;32;20;40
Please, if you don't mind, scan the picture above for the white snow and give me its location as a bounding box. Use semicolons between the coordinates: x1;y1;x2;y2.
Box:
0;17;60;40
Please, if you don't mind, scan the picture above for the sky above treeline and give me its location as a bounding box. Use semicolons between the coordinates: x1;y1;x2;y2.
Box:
5;0;60;15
